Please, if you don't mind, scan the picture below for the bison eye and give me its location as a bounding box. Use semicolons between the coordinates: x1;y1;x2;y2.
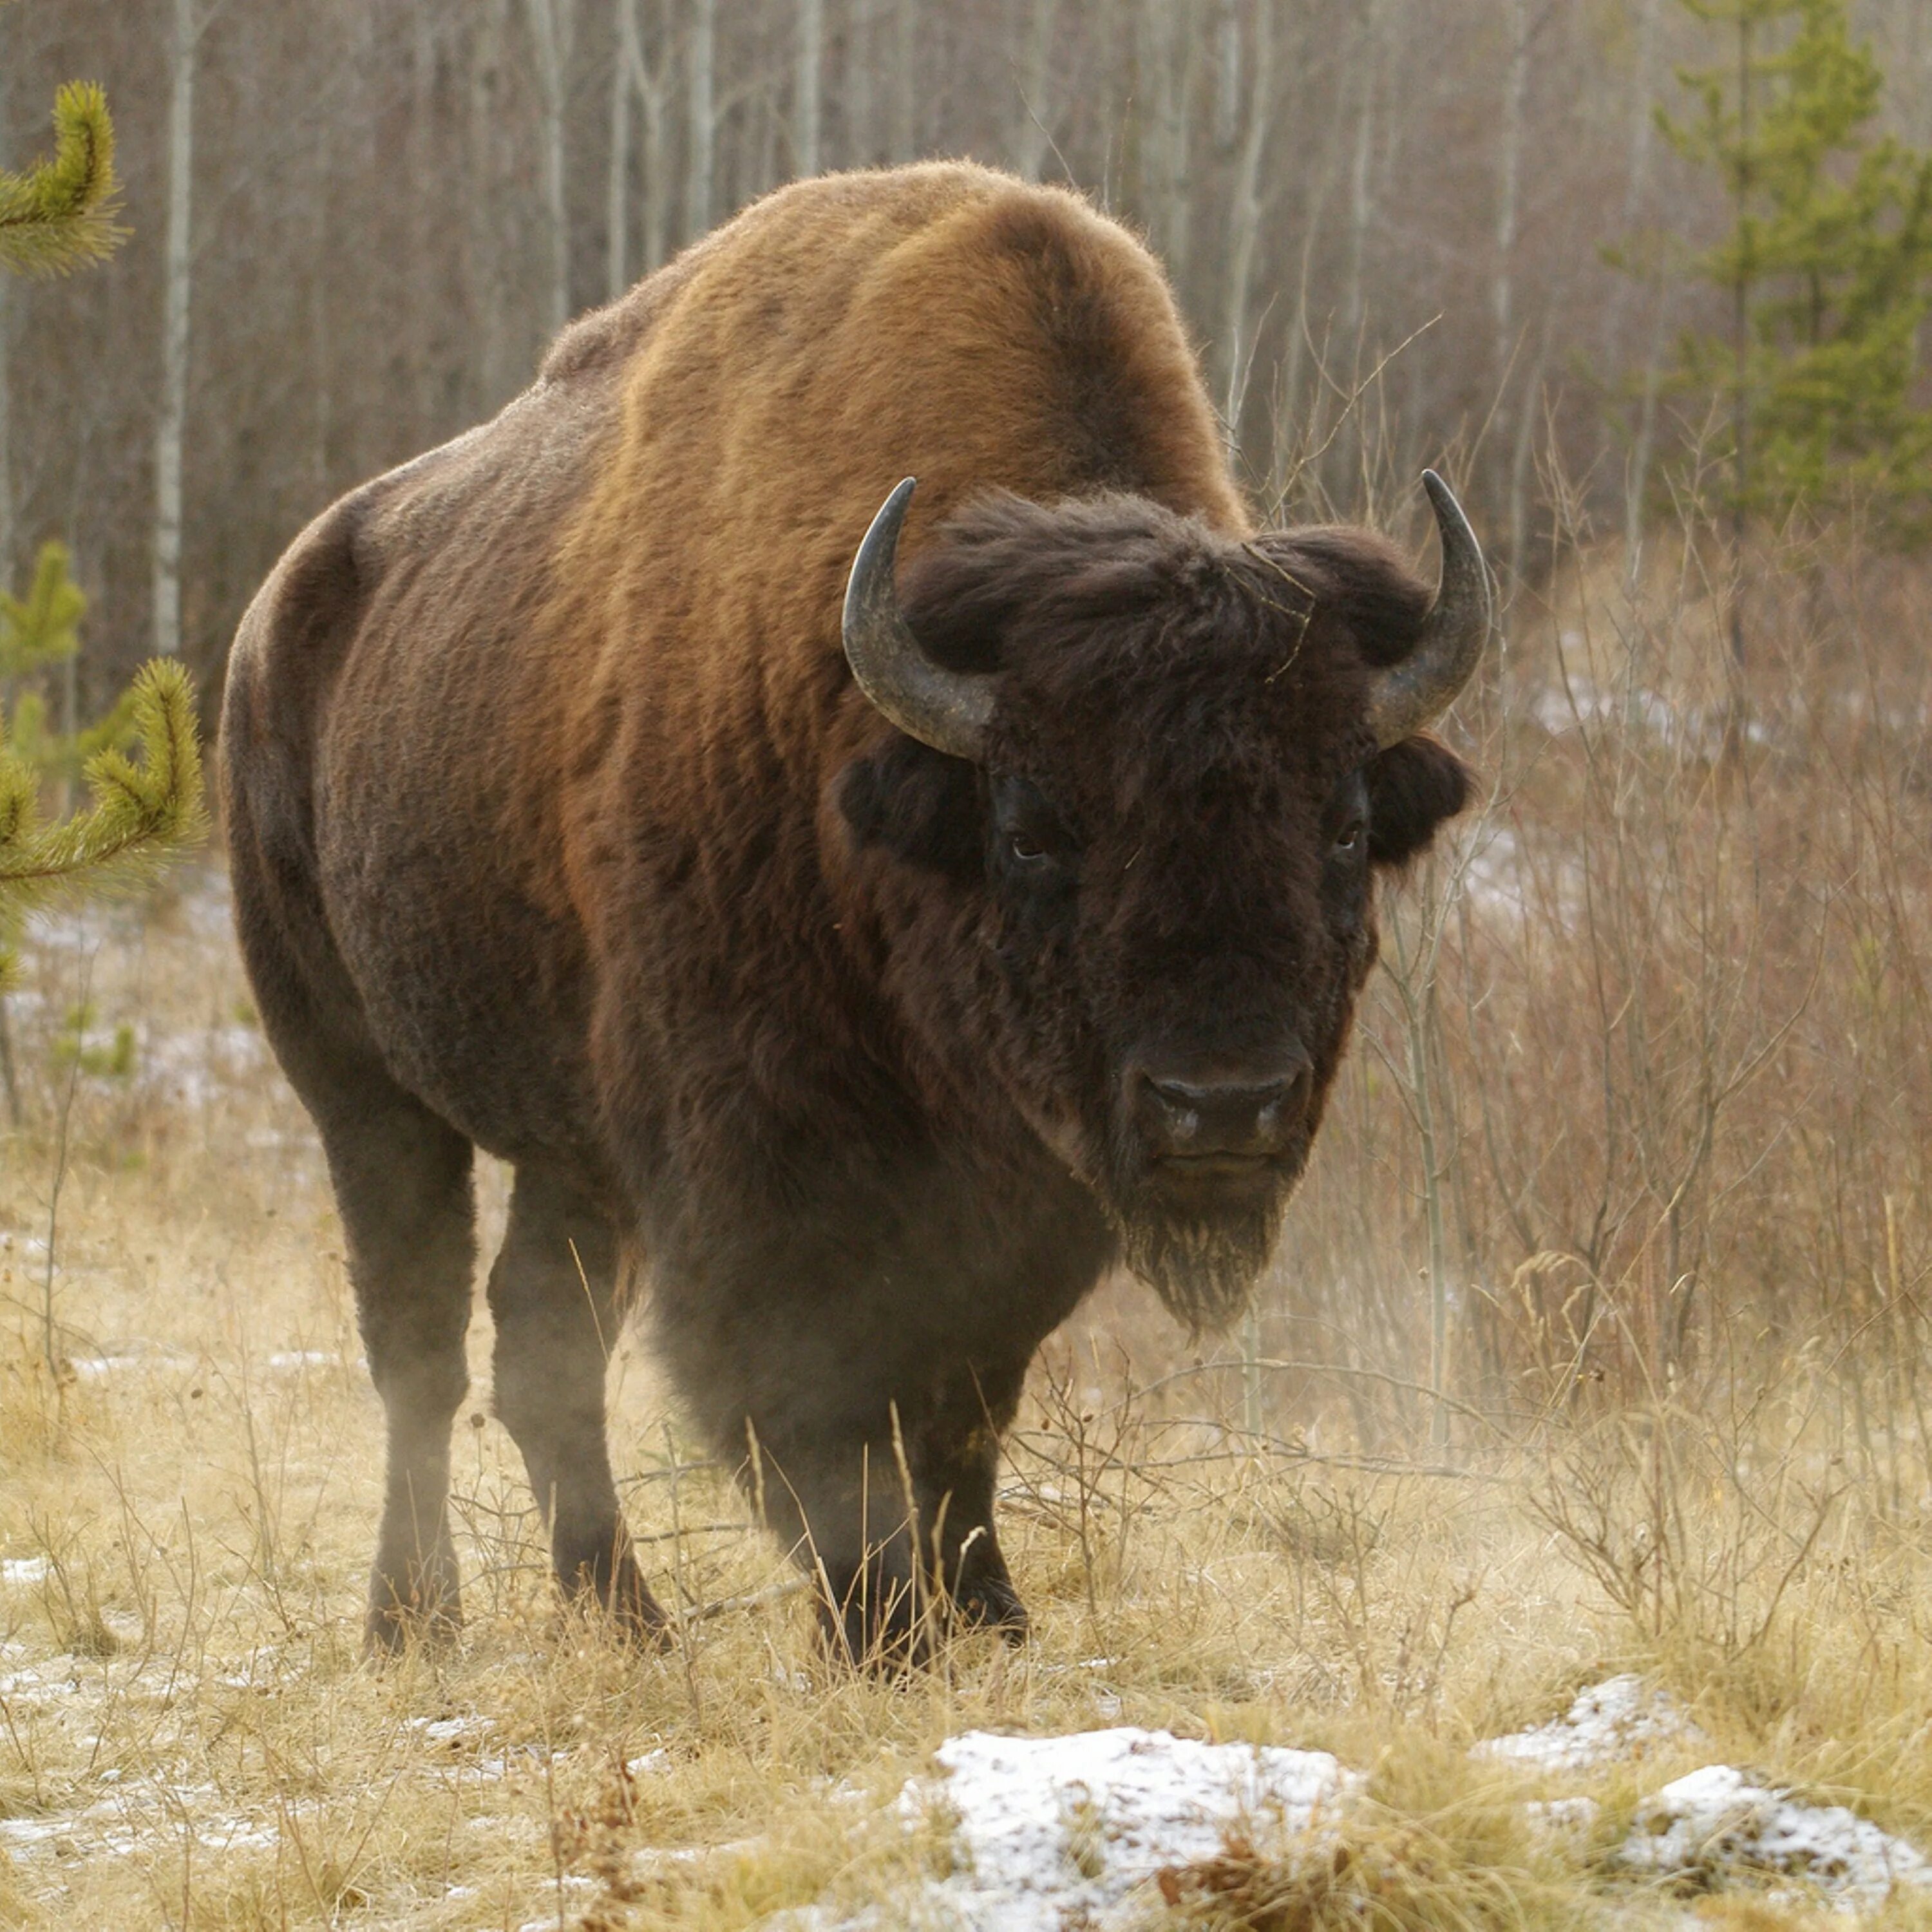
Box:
1332;819;1365;855
1009;831;1048;864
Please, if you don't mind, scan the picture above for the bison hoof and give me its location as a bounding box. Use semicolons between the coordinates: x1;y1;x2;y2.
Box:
559;1550;671;1647
956;1575;1030;1644
364;1584;463;1660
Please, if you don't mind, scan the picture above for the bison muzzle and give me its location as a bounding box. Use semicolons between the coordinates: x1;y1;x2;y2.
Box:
220;163;1487;1663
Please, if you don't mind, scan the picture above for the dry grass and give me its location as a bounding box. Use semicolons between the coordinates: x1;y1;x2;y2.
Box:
3;504;1931;1929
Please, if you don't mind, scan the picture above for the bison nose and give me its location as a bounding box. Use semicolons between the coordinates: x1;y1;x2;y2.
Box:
1132;1048;1314;1162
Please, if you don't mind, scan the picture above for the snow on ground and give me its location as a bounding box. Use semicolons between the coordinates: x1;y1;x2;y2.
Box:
1620;1763;1932;1913
772;1727;1357;1932
1477;1671;1704;1772
755;1681;1932;1929
920;1728;1357;1929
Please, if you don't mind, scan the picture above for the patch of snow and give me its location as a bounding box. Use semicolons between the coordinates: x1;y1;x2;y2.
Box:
1477;1674;1701;1772
2;1556;52;1585
0;1818;67;1852
412;1714;493;1747
1529;676;1770;754
1622;1764;1931;1911
138;1022;269;1110
1524;1795;1600;1843
65;1342;197;1380
833;1727;1360;1932
267;1350;339;1371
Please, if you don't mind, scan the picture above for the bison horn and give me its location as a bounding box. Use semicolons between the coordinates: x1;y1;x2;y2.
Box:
1365;470;1493;748
842;477;995;762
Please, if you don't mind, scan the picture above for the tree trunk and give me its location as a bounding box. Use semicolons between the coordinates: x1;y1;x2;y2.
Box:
467;0;515;411
846;0;875;167
1612;0;1667;566
1011;0;1060;182
1491;0;1529;516
623;0;671;272
1213;0;1240;152
608;0;636;299
687;0;716;237
891;0;917;162
0;66;14;597
526;0;576;340
795;0;823;177
1342;0;1379;346
153;0;197;661
1137;0;1195;288
1220;0;1276;437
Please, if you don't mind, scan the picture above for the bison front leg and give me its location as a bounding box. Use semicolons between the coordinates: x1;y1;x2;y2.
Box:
755;1369;1028;1666
487;1170;667;1640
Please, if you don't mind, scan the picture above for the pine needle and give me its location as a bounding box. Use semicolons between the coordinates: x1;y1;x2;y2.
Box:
0;81;128;280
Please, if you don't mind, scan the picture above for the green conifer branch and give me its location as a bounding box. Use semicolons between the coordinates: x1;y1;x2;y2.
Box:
0;82;127;279
0;540;88;678
0;661;206;989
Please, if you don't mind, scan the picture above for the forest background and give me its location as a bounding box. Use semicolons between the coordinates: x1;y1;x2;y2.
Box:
5;0;1930;703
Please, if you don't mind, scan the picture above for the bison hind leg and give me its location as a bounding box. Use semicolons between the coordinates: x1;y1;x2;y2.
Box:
311;1092;478;1657
487;1167;667;1642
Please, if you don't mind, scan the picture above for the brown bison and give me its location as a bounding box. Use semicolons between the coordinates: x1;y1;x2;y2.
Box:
221;162;1487;1659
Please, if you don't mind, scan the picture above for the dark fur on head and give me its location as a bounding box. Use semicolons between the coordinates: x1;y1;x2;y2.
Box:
840;491;1473;1330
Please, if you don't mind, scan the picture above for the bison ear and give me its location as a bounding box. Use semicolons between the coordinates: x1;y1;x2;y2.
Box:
1365;736;1473;870
837;737;983;880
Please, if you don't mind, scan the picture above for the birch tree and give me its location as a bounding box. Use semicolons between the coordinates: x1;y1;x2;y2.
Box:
890;0;917;163
526;0;577;339
153;0;199;661
1220;0;1276;434
609;0;636;297
1010;0;1060;182
1491;0;1530;454
687;0;716;236
795;0;823;176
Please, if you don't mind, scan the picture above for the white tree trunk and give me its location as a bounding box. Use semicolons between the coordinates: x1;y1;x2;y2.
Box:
1490;0;1530;522
687;0;716;237
846;0;875;166
468;0;515;409
1492;0;1528;393
891;0;917;162
526;0;576;339
1220;0;1276;436
1137;0;1193;285
1342;0;1379;346
620;0;671;272
1212;0;1240;151
795;0;823;177
153;0;198;660
1011;0;1060;181
608;0;636;298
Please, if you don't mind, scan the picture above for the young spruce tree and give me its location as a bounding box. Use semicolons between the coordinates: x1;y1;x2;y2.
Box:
0;85;205;1115
1659;0;1932;542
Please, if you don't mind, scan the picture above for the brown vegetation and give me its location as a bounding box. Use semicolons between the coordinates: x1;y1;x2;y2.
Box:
2;480;1930;1924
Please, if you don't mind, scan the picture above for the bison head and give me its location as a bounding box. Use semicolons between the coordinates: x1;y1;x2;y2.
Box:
837;477;1484;1332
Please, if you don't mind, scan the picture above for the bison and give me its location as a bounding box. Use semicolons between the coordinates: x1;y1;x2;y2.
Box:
221;162;1487;1660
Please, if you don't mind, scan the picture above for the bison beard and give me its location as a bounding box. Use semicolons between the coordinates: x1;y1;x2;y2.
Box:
1110;1186;1289;1336
219;162;1486;1667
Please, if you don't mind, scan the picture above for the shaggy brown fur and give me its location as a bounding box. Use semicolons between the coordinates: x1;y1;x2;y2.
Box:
220;163;1472;1659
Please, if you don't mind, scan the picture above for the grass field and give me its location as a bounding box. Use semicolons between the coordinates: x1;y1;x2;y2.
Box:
4;515;1932;1928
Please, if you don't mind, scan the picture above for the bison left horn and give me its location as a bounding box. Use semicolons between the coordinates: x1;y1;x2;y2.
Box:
1365;470;1493;748
842;477;995;762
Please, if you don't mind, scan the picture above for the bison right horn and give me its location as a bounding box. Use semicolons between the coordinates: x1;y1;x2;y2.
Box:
1363;470;1493;748
842;477;996;762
